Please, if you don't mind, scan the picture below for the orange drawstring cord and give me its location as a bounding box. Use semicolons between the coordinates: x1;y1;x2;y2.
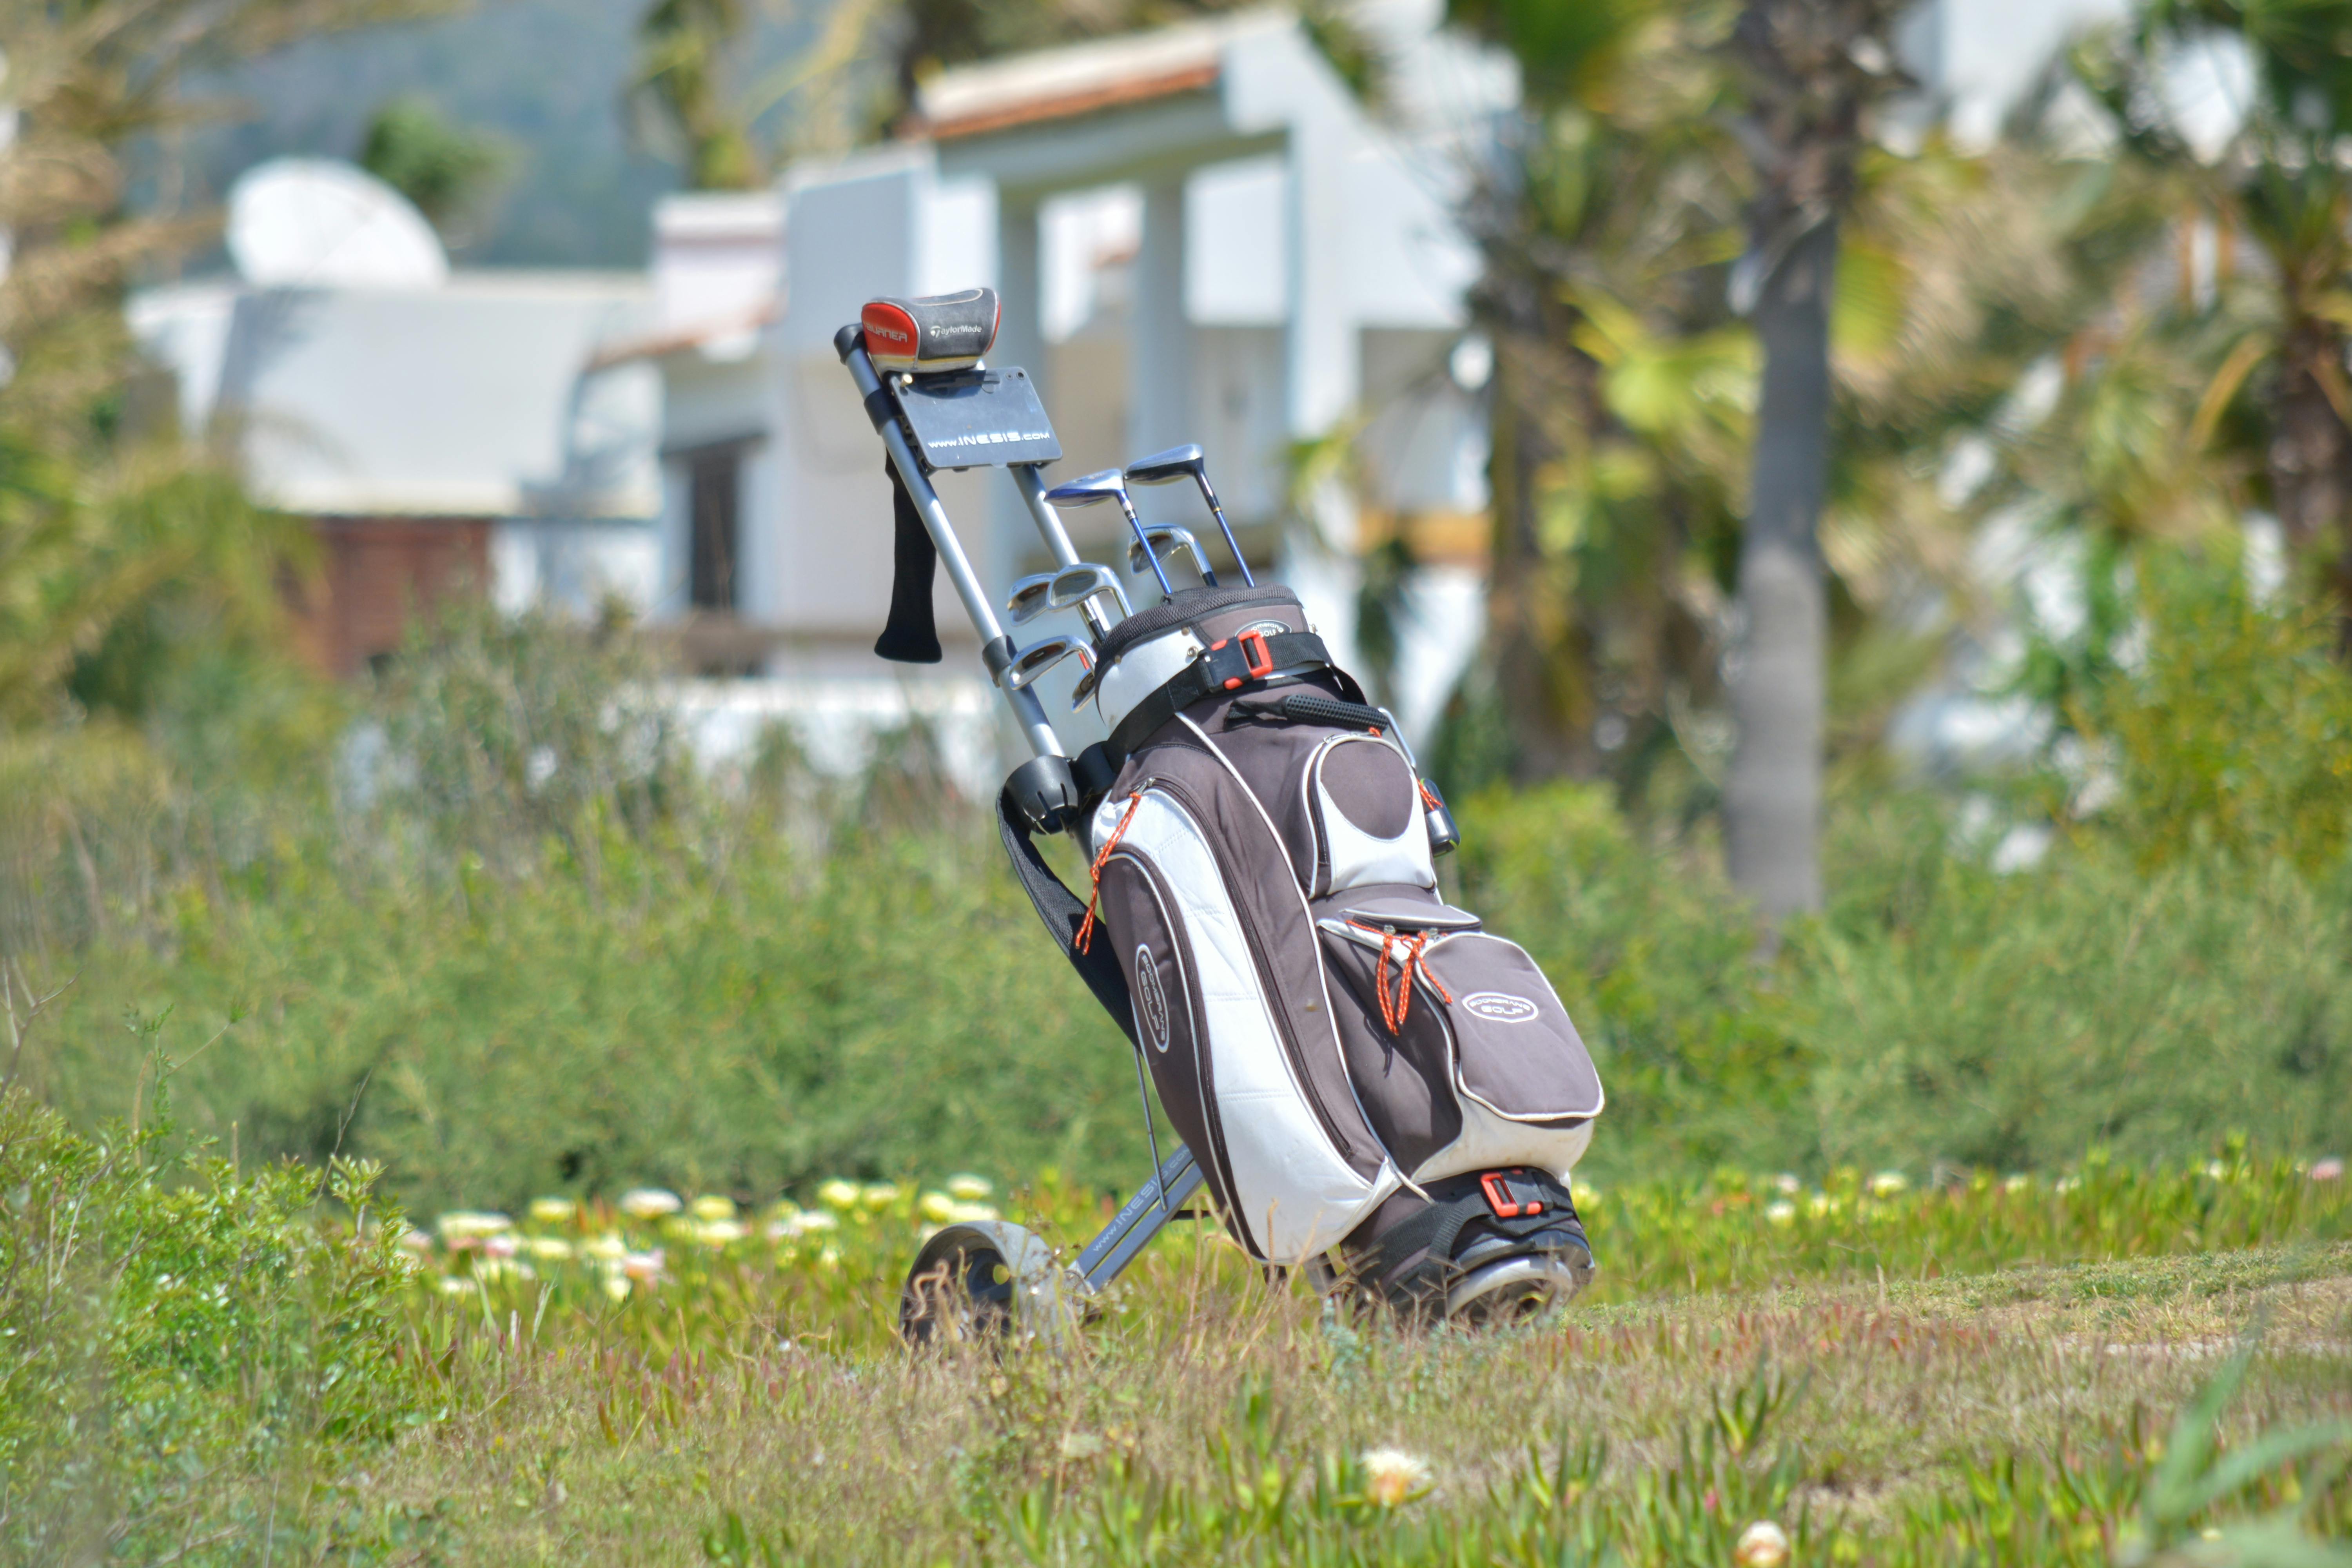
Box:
1075;792;1143;955
1354;924;1452;1034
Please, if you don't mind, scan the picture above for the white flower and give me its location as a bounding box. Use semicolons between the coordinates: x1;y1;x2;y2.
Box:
1360;1448;1432;1508
946;1173;994;1201
949;1202;1000;1223
789;1210;839;1237
621;1249;666;1283
1765;1200;1797;1226
1869;1170;1909;1197
695;1219;747;1247
919;1192;958;1223
1735;1520;1789;1568
860;1182;902;1211
483;1233;520;1259
2003;1174;2031;1192
436;1210;512;1242
527;1236;574;1261
528;1197;577;1225
397;1229;435;1253
2310;1156;2343;1182
1774;1173;1801;1195
619;1188;682;1220
816;1179;860;1211
690;1194;737;1222
438;1276;475;1297
603;1273;631;1302
582;1233;627;1261
2204;1160;2228;1180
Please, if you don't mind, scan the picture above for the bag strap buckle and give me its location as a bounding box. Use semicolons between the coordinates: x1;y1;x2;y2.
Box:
1479;1170;1544;1220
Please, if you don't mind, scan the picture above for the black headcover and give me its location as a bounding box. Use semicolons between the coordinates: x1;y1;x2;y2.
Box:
874;464;942;664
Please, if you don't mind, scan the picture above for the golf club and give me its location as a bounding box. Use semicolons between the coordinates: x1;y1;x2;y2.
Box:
1004;633;1093;691
1125;443;1254;586
1047;562;1132;617
1125;524;1216;587
1043;469;1174;598
1005;573;1056;625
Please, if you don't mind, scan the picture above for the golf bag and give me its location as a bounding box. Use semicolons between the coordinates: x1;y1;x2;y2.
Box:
841;286;1603;1329
1071;585;1605;1310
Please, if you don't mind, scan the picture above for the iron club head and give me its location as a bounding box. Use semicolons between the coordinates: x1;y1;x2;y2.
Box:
1047;562;1131;616
1123;444;1253;586
1004;634;1093;691
1005;573;1055;625
1126;524;1216;587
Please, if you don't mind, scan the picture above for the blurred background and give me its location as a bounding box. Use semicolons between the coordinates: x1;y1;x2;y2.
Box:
2;0;2347;1212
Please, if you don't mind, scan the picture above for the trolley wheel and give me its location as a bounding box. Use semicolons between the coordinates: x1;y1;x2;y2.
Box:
1443;1248;1595;1328
897;1221;1072;1346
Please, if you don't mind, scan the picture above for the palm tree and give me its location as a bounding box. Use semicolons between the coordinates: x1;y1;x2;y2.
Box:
1719;0;1902;918
2076;0;2352;633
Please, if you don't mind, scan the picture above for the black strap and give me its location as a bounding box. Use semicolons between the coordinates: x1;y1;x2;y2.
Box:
995;784;1137;1047
874;463;942;664
1228;691;1390;733
1105;630;1333;763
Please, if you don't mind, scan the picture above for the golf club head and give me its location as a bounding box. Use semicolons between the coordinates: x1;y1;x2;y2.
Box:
1005;634;1093;691
1046;562;1131;616
1042;468;1131;508
1005;573;1055;626
1124;444;1206;487
1126;524;1214;586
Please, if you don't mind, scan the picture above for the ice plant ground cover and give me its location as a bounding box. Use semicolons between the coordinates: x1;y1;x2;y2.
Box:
5;1083;2349;1563
371;1150;2348;1563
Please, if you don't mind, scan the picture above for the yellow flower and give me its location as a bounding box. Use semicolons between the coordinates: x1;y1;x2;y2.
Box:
1734;1520;1789;1568
527;1236;574;1261
694;1218;747;1247
690;1194;737;1222
583;1233;628;1261
860;1182;902;1211
816;1180;860;1211
949;1202;1000;1223
1360;1448;1432;1507
528;1197;577;1225
919;1192;958;1223
817;1245;842;1270
619;1188;682;1219
603;1274;631;1302
1869;1171;1909;1197
789;1211;839;1237
436;1210;512;1241
946;1173;994;1201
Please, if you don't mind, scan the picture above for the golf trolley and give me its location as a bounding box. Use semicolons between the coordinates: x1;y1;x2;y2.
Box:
837;289;1600;1344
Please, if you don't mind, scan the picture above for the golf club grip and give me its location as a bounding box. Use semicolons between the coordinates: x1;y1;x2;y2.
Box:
874;464;943;663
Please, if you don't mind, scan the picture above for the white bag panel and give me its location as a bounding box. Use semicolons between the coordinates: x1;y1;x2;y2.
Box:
1120;790;1396;1260
1306;736;1435;897
1411;1103;1594;1188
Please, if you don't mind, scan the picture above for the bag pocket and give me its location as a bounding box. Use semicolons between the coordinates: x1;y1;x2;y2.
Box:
1319;917;1603;1132
1303;734;1433;897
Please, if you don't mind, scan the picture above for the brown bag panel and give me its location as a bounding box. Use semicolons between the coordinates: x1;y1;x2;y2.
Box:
1315;929;1462;1174
1418;935;1604;1122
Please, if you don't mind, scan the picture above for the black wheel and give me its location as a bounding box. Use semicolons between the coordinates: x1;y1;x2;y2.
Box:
898;1221;1068;1346
1444;1249;1595;1328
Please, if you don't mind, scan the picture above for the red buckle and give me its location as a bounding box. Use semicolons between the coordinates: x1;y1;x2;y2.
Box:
1239;629;1275;679
1480;1170;1543;1220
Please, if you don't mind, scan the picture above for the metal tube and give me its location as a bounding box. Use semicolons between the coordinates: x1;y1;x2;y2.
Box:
1194;474;1253;586
1011;464;1114;641
843;342;1065;760
1072;1145;1205;1291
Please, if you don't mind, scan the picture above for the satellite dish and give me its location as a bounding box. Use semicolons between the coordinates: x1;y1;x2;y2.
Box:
227;158;448;290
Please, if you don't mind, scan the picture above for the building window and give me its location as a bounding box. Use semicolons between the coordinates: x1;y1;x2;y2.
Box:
688;447;740;612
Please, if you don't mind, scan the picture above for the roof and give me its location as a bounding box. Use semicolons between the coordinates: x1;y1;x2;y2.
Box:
132;272;660;520
910;14;1257;139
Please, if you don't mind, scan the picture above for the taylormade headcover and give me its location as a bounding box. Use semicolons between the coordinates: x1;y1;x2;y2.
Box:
861;288;1002;374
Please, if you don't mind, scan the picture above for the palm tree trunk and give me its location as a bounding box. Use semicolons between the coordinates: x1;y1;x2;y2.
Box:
1726;217;1835;917
2268;312;2352;639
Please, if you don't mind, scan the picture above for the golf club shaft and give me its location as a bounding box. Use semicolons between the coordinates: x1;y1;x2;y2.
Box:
1117;496;1175;597
1195;476;1253;585
1011;465;1114;640
843;343;1065;760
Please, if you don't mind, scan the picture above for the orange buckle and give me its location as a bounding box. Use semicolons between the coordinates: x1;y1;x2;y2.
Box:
1239;629;1275;679
1480;1171;1543;1220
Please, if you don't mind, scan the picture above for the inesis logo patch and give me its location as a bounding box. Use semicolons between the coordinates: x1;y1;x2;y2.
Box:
1135;947;1171;1051
1461;992;1539;1024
